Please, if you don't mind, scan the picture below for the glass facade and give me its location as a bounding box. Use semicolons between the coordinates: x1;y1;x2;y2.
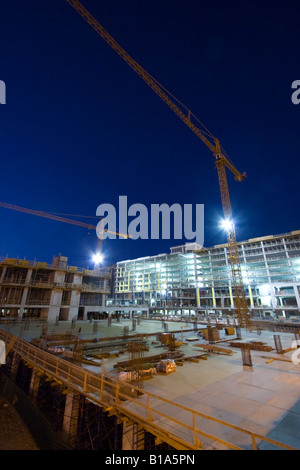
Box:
111;231;300;319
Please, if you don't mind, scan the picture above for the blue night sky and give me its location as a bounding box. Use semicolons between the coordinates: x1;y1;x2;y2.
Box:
0;0;299;268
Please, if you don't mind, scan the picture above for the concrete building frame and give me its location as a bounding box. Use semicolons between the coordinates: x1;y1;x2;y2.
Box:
0;255;111;322
109;231;300;321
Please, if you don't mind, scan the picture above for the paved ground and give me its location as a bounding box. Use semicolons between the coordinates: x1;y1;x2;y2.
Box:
1;318;300;450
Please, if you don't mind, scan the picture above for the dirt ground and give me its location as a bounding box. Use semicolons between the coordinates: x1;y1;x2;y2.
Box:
0;396;39;450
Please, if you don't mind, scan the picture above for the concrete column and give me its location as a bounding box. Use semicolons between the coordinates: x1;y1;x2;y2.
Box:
269;285;277;312
82;307;87;321
261;241;271;283
294;285;300;310
48;289;63;322
0;266;7;283
122;422;135;450
122;422;144;450
69;290;80;320
25;268;33;284
282;237;295;279
19;288;29;318
17;268;33;318
62;393;80;445
29;369;41;401
102;277;109;306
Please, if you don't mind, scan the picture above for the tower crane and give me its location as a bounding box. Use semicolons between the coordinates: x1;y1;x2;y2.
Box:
0;201;130;265
65;0;250;327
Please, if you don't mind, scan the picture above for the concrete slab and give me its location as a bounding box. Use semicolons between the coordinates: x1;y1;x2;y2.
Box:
2;318;300;450
275;411;300;440
246;404;288;427
245;387;276;403
222;397;262;418
258;428;300;450
266;393;300;411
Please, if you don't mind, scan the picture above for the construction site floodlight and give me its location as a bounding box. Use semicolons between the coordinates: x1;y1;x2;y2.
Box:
92;253;104;265
220;218;234;231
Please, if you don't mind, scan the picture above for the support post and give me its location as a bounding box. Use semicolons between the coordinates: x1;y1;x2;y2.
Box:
29;369;41;401
62;392;81;447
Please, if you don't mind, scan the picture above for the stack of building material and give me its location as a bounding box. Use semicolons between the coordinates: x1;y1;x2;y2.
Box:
229;341;273;352
156;359;176;374
194;343;233;355
201;327;220;342
157;332;174;345
140;367;157;378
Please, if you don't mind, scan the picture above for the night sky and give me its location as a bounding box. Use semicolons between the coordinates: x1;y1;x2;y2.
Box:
1;0;299;268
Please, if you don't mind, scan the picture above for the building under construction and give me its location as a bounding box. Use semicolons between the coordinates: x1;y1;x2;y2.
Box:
0;254;111;321
1;229;300;323
110;230;300;321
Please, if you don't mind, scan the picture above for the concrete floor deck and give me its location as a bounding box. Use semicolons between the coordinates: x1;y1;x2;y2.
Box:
2;318;300;450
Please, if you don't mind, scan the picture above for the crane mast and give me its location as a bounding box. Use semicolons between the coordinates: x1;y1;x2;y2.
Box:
65;0;250;327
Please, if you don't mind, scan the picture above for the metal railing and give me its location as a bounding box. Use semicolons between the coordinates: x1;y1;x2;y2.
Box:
0;277;110;293
80;284;110;293
0;328;297;451
0;257;111;278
